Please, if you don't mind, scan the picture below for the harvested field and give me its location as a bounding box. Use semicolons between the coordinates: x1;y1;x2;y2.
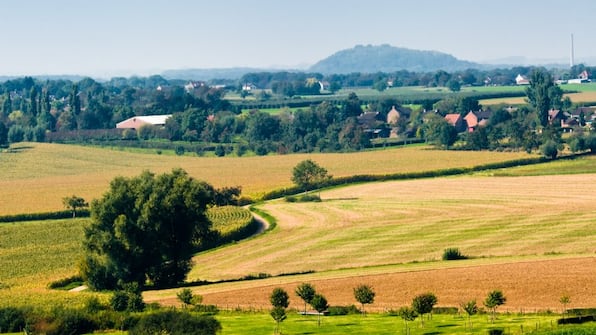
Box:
147;257;596;311
0;143;534;214
188;174;596;281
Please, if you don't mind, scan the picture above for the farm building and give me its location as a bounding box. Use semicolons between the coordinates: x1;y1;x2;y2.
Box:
444;113;466;132
116;114;172;129
515;74;530;85
464;110;492;132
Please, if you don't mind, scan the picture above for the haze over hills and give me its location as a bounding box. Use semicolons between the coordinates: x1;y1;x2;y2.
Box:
0;44;590;82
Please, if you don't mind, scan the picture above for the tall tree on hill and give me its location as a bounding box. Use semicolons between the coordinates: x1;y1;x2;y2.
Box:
526;69;563;128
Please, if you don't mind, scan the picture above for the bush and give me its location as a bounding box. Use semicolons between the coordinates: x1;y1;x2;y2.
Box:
0;307;26;332
47;275;84;290
192;304;220;315
487;328;504;335
128;309;221;335
442;248;467;260
41;309;97;335
175;145;186;156
558;315;596;325
327;305;361;316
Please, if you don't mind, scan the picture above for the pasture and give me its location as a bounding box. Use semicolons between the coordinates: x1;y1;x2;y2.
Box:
0;142;533;215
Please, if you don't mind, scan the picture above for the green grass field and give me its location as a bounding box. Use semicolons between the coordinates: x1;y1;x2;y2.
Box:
214;311;564;335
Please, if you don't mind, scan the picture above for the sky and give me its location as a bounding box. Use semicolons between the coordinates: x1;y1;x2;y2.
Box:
1;0;595;77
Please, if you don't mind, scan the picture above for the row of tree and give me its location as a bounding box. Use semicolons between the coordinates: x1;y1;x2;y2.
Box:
239;64;595;94
270;284;508;334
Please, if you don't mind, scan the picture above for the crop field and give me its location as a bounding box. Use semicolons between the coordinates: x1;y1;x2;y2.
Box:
140;172;596;311
0;142;533;215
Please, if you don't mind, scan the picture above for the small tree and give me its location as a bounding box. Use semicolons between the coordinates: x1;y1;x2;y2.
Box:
270;288;289;334
484;290;506;323
353;284;375;316
310;293;329;326
62;195;88;218
291;159;332;193
559;295;571;317
461;299;478;330
177;288;194;308
295;283;316;314
398;306;418;335
412;293;437;326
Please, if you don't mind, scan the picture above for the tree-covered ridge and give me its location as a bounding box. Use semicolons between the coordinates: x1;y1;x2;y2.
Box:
309;44;480;74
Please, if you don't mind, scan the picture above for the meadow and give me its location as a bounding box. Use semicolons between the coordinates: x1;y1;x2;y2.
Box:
0;142;534;215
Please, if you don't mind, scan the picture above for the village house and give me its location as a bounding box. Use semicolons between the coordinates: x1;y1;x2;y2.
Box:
444;113;466;132
463;110;492;132
515;74;530;85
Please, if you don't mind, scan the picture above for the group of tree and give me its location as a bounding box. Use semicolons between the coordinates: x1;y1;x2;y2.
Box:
239;64;595;94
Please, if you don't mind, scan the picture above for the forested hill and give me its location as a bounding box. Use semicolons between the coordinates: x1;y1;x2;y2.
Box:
309;44;482;74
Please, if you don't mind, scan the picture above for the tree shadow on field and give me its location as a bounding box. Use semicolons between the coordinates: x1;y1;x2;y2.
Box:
325;197;359;201
437;324;457;328
423;332;443;335
4;145;34;153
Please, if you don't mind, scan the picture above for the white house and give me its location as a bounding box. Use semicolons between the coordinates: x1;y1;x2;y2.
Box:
116;114;172;129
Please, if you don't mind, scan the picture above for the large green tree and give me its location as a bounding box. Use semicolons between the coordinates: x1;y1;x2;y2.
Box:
291;159;332;192
80;169;216;290
295;283;316;314
525;69;563;128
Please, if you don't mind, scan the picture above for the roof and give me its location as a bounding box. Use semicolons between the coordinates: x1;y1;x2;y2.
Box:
116;114;172;129
444;113;462;126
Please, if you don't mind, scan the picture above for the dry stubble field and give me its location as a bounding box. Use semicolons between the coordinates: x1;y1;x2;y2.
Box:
0;142;532;214
146;172;596;311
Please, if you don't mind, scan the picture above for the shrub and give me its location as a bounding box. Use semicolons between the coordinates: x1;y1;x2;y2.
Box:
442;248;467;260
47;275;84;290
0;307;26;332
39;309;97;335
128;309;221;335
487;328;505;335
175;145;186;156
327;305;361;316
192;304;219;315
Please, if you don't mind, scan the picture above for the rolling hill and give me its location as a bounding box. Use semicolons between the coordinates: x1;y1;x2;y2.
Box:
309;44;481;74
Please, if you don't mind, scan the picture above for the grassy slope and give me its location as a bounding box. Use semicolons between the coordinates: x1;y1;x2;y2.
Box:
0;142;533;214
188;173;596;281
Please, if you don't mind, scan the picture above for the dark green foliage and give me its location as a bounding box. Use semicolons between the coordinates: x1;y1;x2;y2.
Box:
62;195;88;218
39;308;97;335
270;306;287;334
110;289;145;312
557;315;596;325
541;140;559;159
487;328;505;335
525;69;563;128
191;304;219;315
0;307;26;332
485;290;506;323
175;145;185;155
291;159;332;192
177;288;194;306
295;283;316;314
327;305;361;315
270;288;290;309
442;248;468;260
81;169;216;290
128;309;221;335
285;194;322;202
310;293;329;326
412;292;438;325
0;209;90;223
353;284;375;315
47;275;84;290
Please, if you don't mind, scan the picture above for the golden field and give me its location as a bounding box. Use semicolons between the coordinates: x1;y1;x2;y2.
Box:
0;142;534;215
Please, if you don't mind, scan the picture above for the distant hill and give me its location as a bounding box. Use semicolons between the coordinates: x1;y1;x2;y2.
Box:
309;44;481;74
161;67;278;81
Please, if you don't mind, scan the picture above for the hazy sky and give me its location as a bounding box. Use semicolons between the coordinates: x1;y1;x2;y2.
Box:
1;0;595;77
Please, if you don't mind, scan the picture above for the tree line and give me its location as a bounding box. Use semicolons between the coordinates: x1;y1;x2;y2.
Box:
1;68;594;157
